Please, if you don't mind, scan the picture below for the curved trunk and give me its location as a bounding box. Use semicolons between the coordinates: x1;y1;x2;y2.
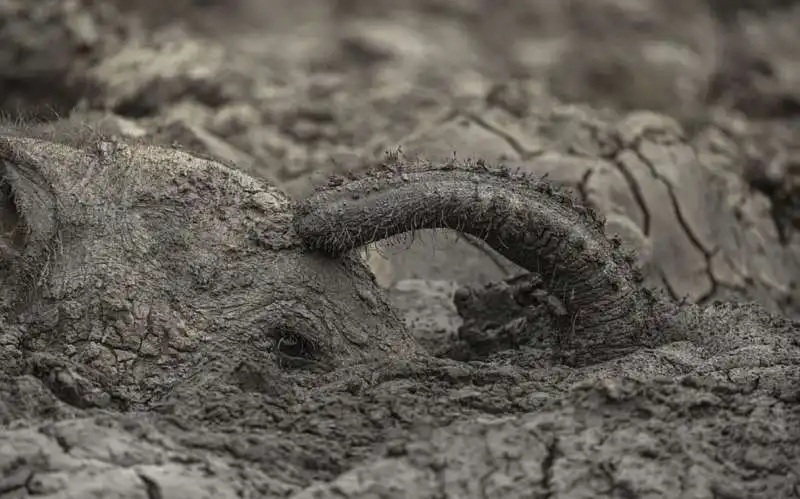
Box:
295;159;674;363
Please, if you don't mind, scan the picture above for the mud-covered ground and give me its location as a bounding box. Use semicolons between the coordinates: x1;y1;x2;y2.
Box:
1;1;799;497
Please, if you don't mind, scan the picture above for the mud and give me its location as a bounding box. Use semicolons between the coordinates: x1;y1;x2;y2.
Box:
1;0;800;497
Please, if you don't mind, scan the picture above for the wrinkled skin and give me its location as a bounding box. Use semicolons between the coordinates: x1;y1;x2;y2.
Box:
0;122;417;416
294;155;676;366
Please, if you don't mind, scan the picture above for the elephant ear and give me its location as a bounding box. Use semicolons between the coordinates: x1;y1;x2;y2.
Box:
0;139;57;261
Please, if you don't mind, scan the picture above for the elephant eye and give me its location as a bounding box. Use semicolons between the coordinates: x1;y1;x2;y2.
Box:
273;330;320;368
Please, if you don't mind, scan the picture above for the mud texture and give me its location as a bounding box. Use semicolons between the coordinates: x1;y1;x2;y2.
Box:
1;0;800;497
1;128;798;498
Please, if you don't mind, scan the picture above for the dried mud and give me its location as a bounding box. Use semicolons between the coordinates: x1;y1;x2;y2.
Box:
1;1;799;498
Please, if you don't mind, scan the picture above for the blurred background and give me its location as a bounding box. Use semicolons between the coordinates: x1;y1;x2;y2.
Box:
4;0;799;120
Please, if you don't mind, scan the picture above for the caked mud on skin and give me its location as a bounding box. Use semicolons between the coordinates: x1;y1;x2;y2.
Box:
294;154;675;363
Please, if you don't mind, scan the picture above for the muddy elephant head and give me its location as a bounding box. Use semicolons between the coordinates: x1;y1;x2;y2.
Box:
0;123;420;411
0;120;675;411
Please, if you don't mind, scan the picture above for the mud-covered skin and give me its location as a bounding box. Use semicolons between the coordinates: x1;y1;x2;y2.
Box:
296;157;672;365
0;125;417;416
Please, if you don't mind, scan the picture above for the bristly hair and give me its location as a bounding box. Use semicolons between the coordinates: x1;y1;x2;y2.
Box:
0;109;146;151
293;149;666;364
0;110;128;312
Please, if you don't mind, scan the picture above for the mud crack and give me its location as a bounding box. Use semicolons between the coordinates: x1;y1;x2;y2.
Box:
137;471;164;499
540;436;559;499
465;112;541;159
628;137;719;304
610;154;653;237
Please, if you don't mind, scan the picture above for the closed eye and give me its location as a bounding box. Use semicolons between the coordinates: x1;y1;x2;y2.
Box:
273;329;322;369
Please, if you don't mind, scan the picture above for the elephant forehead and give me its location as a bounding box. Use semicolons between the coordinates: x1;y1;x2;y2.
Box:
2;133;306;321
44;218;306;312
1;135;293;225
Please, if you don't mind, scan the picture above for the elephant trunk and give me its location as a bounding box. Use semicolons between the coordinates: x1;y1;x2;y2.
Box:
294;158;675;364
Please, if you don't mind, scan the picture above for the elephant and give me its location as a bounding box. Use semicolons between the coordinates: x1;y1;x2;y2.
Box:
1;0;799;496
0;117;797;498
